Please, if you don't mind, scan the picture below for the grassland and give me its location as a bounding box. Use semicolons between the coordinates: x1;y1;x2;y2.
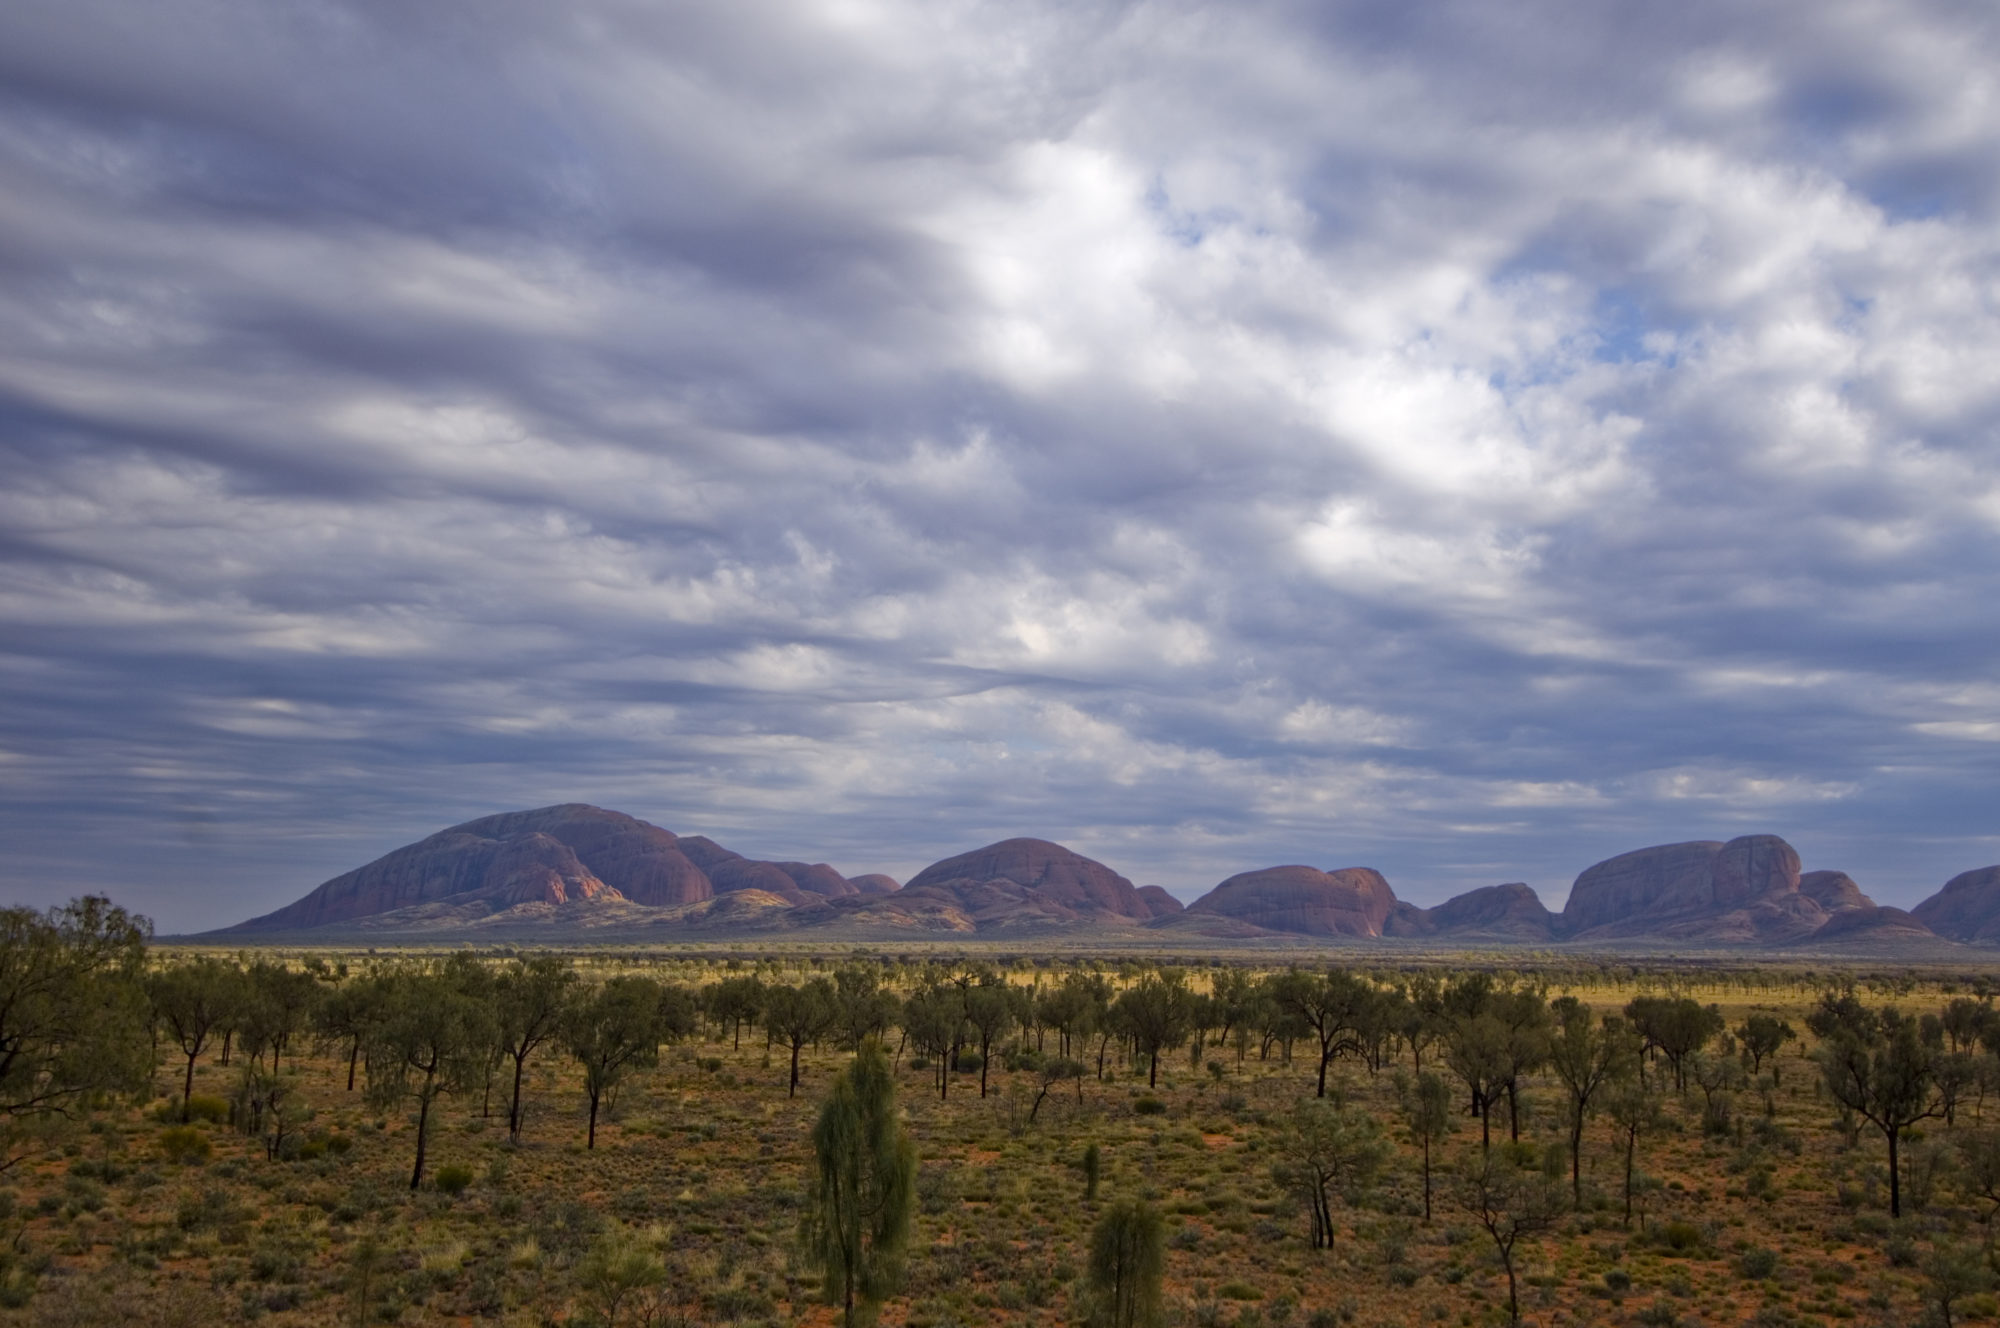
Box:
6;949;1999;1328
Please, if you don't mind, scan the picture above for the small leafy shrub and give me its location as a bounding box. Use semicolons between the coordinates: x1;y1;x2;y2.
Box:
1604;1269;1632;1293
956;1050;984;1074
1218;1281;1263;1301
432;1164;475;1196
1134;1096;1167;1116
1659;1220;1703;1253
158;1126;212;1165
185;1095;229;1124
1885;1234;1917;1267
1737;1246;1778;1280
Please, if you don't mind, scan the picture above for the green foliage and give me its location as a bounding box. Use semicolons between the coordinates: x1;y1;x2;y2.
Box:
561;976;664;1147
802;1038;917;1328
576;1227;667;1328
0;896;153;1120
1270;1098;1388;1251
432;1164;475;1196
157;1125;211;1164
1084;1198;1166;1328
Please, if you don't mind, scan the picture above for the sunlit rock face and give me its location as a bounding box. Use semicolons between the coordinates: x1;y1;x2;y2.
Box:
227;803;715;931
1185;865;1398;937
901;838;1156;921
1135;885;1185;918
1911;866;2000;941
1560;834;1820;942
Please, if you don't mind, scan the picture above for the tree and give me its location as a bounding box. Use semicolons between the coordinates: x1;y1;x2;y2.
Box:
802;1039;916;1328
1604;1074;1662;1228
1737;1013;1795;1081
765;978;838;1099
1270;969;1375;1098
1395;1069;1455;1222
577;1228;668;1328
493;956;577;1143
312;964;381;1093
0;896;152;1127
1453;1149;1565;1328
563;976;664;1148
961;975;1016;1098
1270;1097;1388;1251
1625;995;1723;1091
1924;1239;1993;1328
901;980;964;1100
1809;991;1940;1218
706;975;766;1050
1030;1057;1087;1123
1441;1006;1509;1151
1083;1199;1166;1328
361;966;491;1189
148;957;234;1121
1113;971;1194;1089
1545;1000;1632;1205
831;964;898;1052
237;960;322;1077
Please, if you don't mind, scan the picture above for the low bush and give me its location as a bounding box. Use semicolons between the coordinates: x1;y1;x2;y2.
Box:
432;1164;476;1196
158;1126;212;1165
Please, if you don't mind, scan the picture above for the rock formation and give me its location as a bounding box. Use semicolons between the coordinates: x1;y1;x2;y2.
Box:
1798;871;1873;914
899;839;1156;922
1910;866;2000;942
847;873;902;896
226;804;868;933
1135;885;1186;918
1387;883;1556;941
1184;865;1397;937
1559;835;1826;942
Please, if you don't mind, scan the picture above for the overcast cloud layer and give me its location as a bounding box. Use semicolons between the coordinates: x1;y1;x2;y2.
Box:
3;0;1999;932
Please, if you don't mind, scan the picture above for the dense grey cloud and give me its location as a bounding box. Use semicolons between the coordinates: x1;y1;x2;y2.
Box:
2;0;1998;931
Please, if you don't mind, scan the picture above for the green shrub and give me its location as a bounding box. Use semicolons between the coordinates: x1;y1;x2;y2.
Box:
1134;1096;1167;1116
185;1095;229;1124
1659;1220;1703;1253
432;1164;476;1196
1217;1281;1263;1301
158;1126;212;1165
1737;1247;1778;1280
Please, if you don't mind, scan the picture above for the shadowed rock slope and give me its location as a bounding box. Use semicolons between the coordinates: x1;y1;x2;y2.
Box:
225;804;871;934
1911;866;2000;942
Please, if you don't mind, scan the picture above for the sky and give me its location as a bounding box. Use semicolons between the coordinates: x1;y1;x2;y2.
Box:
3;0;1999;933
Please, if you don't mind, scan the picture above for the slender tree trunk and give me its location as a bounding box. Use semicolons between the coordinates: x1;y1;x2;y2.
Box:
346;1039;360;1092
221;1029;232;1066
1570;1109;1585;1206
509;1053;528;1141
181;1053;198;1121
979;1036;991;1098
1887;1125;1901;1218
1316;1046;1330;1098
410;1092;432;1190
1422;1134;1432;1222
1148;1048;1159;1088
587;1089;600;1149
1623;1127;1636;1227
789;1039;802;1097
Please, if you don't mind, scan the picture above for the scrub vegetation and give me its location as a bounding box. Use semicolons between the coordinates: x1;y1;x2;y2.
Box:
7;895;2000;1326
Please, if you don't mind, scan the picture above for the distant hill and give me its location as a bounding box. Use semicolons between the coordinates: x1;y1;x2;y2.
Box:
214;805;1992;952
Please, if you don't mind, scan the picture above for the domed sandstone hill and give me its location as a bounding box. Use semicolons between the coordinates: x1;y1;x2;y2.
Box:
899;838;1157;921
1911;866;2000;942
227;804;863;933
1185;865;1398;937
